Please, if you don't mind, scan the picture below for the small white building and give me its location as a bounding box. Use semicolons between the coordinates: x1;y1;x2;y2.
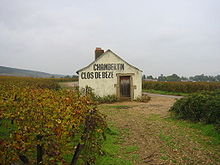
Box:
76;48;142;100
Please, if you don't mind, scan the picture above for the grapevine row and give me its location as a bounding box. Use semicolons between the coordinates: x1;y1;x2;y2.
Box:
143;81;220;93
0;76;106;164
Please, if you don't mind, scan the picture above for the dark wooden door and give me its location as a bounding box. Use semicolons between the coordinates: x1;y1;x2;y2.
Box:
120;76;130;97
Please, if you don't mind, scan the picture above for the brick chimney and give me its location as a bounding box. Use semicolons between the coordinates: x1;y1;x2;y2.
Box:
95;47;104;60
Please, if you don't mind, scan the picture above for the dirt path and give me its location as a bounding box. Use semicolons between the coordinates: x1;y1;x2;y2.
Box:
142;92;183;99
99;96;220;165
59;82;78;88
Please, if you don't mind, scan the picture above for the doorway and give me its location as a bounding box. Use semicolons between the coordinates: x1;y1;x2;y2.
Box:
120;76;131;98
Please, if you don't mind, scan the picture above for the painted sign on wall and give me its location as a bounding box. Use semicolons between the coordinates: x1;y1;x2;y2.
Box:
81;63;124;79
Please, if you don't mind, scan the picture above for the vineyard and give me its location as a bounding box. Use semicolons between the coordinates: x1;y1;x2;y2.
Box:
1;76;220;164
143;81;220;93
0;76;106;164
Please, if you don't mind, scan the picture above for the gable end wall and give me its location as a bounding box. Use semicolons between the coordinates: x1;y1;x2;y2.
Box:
78;51;142;99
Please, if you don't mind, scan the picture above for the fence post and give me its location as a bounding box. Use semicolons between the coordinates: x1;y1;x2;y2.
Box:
70;109;94;165
36;135;43;165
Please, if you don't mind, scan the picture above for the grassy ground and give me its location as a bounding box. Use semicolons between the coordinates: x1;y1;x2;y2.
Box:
97;105;141;165
142;89;189;96
96;126;137;165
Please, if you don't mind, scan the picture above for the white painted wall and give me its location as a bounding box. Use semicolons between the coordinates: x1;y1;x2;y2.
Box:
78;50;142;99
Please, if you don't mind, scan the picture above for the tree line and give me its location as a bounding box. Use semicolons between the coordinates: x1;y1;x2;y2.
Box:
142;74;220;82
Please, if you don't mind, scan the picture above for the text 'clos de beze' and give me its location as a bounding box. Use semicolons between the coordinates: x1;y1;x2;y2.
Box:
81;63;124;79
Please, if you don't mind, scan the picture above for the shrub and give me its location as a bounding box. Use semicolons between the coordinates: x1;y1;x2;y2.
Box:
94;95;118;104
135;94;151;103
80;86;118;104
169;90;220;131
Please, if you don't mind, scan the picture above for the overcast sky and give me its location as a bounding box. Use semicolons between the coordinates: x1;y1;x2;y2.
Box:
0;0;219;77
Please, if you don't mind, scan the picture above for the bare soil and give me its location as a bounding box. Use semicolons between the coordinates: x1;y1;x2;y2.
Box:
99;96;220;165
